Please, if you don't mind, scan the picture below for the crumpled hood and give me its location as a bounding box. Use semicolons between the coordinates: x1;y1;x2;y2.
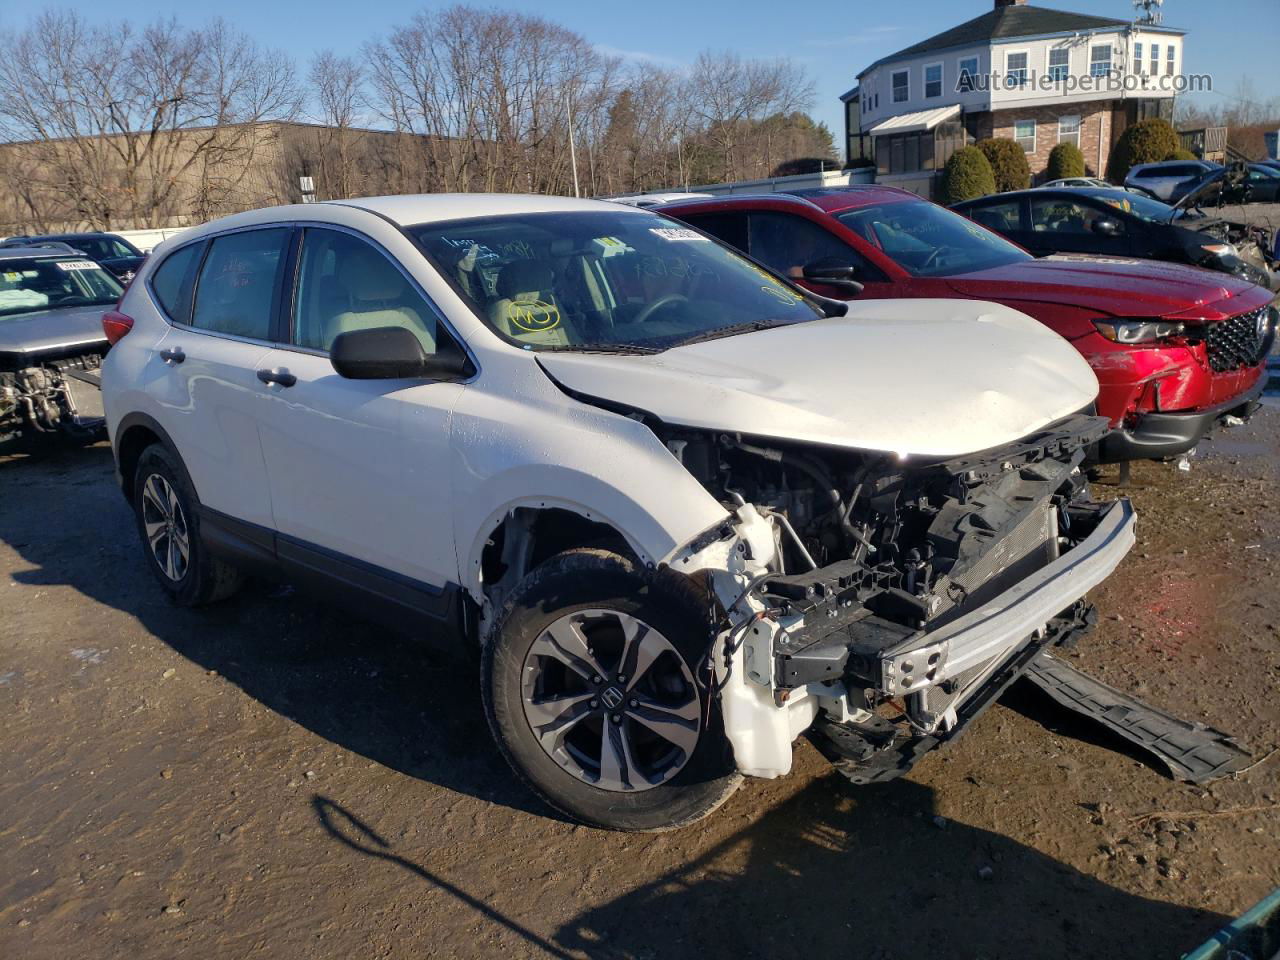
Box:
946;256;1257;317
0;304;109;362
538;299;1098;459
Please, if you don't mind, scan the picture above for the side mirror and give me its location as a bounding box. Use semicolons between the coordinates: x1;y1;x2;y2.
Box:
801;257;865;295
330;326;472;381
1092;218;1122;237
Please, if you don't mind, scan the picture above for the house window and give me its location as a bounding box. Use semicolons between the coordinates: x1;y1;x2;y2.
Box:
1006;51;1028;87
1014;119;1036;153
924;63;943;99
892;70;909;103
1048;48;1069;83
1149;44;1159;76
1133;42;1143;72
1166;45;1176;76
958;56;980;93
1090;45;1112;78
1059;115;1081;147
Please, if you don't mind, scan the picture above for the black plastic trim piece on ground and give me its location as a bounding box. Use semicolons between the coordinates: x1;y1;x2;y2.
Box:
1021;652;1252;783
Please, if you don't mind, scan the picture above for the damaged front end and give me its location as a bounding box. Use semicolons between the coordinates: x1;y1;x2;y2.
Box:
667;413;1136;781
0;353;106;445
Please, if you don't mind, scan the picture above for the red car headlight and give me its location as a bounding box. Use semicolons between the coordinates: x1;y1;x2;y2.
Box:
1092;318;1186;344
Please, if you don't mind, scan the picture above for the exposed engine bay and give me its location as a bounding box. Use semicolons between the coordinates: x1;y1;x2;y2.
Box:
666;411;1135;782
0;353;105;444
1196;217;1278;286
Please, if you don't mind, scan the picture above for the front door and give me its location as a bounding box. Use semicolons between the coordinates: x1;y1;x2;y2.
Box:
1027;196;1133;258
253;227;467;616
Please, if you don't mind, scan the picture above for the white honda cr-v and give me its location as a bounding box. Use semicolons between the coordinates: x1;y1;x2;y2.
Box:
101;194;1135;831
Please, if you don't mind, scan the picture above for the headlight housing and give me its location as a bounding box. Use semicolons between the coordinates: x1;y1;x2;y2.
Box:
1202;242;1238;259
1093;318;1186;344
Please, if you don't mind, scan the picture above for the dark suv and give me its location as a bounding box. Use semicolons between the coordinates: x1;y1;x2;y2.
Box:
1;232;146;283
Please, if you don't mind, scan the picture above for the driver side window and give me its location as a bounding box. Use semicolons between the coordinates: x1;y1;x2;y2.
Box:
292;228;439;355
746;212;879;281
1030;199;1119;235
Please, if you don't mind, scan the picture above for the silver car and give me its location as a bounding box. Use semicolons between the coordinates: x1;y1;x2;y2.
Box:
1124;160;1222;200
0;247;118;444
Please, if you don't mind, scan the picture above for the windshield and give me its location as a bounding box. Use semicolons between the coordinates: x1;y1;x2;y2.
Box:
0;257;123;318
408;210;823;352
1082;190;1177;223
834;200;1030;277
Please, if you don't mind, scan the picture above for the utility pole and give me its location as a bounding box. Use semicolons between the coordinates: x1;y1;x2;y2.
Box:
566;93;581;198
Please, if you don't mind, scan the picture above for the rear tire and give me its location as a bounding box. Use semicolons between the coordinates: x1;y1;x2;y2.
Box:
132;444;242;606
483;549;740;832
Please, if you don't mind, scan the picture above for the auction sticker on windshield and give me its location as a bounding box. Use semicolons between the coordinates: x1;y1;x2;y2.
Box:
54;261;101;272
650;228;708;242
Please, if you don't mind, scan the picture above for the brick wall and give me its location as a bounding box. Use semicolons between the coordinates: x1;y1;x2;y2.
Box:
989;101;1116;180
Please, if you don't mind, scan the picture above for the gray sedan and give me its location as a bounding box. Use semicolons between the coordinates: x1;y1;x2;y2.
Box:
0;247;120;444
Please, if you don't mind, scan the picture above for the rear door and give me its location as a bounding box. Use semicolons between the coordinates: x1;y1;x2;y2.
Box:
146;227;293;530
958;197;1036;251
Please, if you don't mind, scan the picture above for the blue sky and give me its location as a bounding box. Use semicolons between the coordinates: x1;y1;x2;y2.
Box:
7;0;1278;136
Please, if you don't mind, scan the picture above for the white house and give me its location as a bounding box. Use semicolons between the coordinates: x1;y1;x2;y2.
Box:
842;0;1186;196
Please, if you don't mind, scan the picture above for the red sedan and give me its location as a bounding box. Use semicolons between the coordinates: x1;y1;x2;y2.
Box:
663;187;1277;464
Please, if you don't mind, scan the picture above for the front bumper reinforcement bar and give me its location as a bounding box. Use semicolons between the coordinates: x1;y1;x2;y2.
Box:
879;498;1137;696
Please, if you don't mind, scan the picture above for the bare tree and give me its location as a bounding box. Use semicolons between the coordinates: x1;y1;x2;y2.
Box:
685;51;816;183
364;6;620;196
296;50;367;199
0;4;834;232
0;11;300;230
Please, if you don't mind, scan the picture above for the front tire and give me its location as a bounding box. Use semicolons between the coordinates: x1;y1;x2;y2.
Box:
483;549;740;831
132;444;242;606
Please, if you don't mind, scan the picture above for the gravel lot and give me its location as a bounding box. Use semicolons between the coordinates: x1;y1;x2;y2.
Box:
2;415;1278;960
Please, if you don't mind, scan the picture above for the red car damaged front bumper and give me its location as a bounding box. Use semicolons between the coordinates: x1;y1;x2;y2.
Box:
1077;292;1276;463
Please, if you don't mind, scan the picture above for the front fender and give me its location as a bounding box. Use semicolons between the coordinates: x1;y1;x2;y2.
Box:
449;380;729;597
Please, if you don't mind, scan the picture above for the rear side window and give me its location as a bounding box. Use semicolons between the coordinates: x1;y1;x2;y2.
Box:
149;243;202;321
190;229;290;340
963;199;1023;233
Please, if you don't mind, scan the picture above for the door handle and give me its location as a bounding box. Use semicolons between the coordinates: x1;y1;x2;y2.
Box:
256;367;297;388
159;347;185;364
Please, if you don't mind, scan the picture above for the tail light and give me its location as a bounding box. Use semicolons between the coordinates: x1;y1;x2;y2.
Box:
103;310;134;345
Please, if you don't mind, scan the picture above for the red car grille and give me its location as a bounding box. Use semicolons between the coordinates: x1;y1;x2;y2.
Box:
1205;307;1270;373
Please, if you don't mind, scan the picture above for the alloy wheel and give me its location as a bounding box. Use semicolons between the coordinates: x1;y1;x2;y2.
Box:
520;609;701;792
140;473;190;582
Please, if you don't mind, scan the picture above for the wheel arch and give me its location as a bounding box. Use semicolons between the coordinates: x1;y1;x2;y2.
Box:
113;411;186;505
466;497;653;605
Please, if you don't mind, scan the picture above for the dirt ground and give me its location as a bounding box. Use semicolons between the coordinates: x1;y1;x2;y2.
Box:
2;414;1278;960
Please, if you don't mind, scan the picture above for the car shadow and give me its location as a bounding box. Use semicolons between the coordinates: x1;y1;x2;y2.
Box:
0;444;1240;958
310;777;1229;960
0;442;556;821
